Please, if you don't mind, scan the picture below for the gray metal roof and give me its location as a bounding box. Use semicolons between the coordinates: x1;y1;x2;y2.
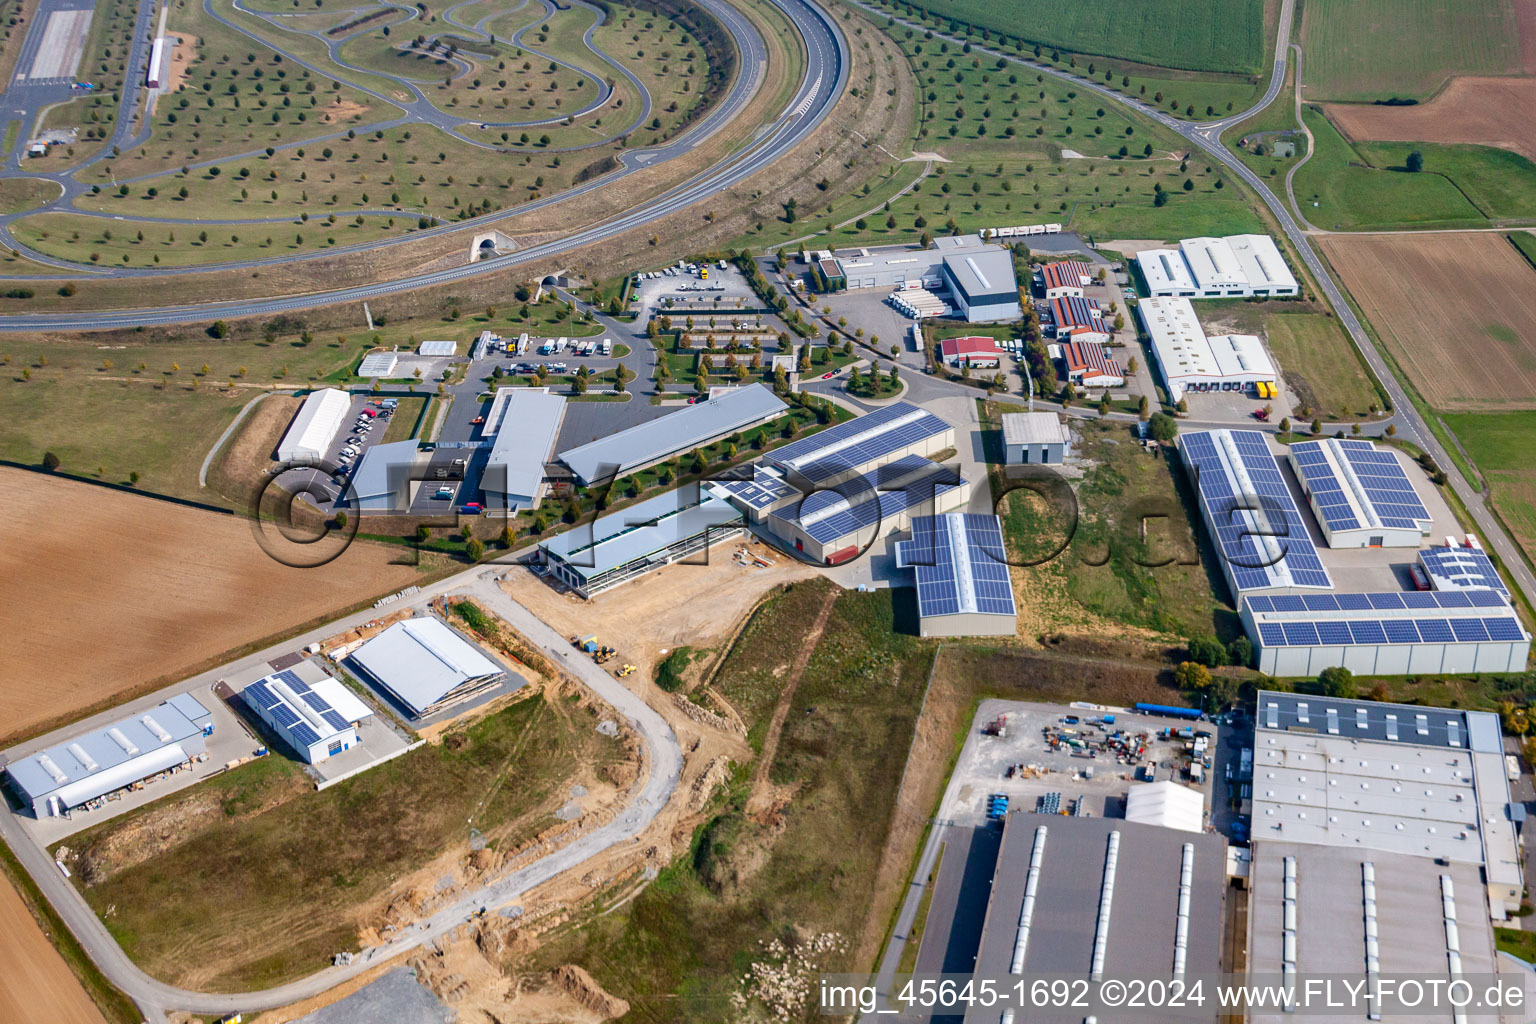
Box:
556;384;786;484
351;439;423;503
1256;689;1500;751
6;694;209;801
348;617;503;716
485;389;566;501
539;486;743;580
1001;411;1070;447
943;247;1018;301
965;814;1225;1021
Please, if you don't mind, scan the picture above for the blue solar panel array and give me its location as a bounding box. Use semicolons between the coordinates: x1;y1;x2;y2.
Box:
1251;615;1524;647
1420;545;1508;594
1245;590;1508;613
899;514;1017;620
1291;439;1430;533
243;671;355;751
714;470;798;510
765;402;950;484
1181;430;1332;592
770;456;960;545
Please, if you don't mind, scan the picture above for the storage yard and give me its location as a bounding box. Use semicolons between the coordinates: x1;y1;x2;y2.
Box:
938;701;1219;827
0;469;424;744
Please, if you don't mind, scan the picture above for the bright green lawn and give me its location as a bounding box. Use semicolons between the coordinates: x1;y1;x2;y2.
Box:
1292;107;1487;230
1300;0;1522;102
1353;142;1536;221
1441;410;1536;568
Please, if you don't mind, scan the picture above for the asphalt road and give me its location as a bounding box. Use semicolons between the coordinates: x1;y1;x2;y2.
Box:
0;569;682;1023
0;0;845;293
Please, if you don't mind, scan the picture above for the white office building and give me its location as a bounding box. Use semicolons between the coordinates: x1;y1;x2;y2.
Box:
242;662;374;764
482;388;566;511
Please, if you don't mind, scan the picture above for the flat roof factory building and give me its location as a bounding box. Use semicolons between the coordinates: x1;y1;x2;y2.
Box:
1242;588;1530;676
539;486;746;597
937;240;1021;322
5;694;214;818
557;383;786;485
1177;429;1334;597
1002;411;1070;465
1137;235;1298;298
1247;842;1502;1024
275;388;351;462
1250;690;1523;913
894;513;1016;637
241;663;374;764
759;400;954;487
814;235;1020;322
348;616;505;718
959;814;1226;1023
1138;296;1277;403
482;388;566;511
761;455;967;564
349;439;427;511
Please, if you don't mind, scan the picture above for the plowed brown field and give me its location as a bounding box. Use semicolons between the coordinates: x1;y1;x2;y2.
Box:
1325;77;1536;160
1318;232;1536;410
0;468;426;742
0;875;105;1024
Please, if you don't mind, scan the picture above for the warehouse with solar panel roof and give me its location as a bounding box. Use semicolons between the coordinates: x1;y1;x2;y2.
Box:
241;662;375;764
894;514;1016;637
1177;429;1529;676
707;401;968;565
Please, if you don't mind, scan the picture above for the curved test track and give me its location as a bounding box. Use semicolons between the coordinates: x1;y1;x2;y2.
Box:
0;0;847;321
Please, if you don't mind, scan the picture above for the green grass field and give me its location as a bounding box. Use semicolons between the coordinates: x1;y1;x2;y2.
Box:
1300;0;1523;102
64;690;627;990
882;0;1265;74
1292;107;1497;230
0;176;60;213
1352;141;1536;221
1262;312;1381;420
527;580;935;1022
987;408;1227;639
1441;411;1536;569
1510;231;1536;268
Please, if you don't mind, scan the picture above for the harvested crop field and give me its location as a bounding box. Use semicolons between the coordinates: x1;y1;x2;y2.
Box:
1318;233;1536;410
0;468;427;743
0;874;106;1024
1325;77;1536;161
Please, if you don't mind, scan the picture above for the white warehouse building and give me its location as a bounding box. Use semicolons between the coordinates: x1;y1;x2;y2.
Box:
482;387;566;511
1138;296;1277;403
4;693;214;818
1242;589;1530;677
1137;235;1298;298
241;663;374;764
276;388;352;462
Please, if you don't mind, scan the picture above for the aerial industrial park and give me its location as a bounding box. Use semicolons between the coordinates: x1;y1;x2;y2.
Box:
2;0;1536;1020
